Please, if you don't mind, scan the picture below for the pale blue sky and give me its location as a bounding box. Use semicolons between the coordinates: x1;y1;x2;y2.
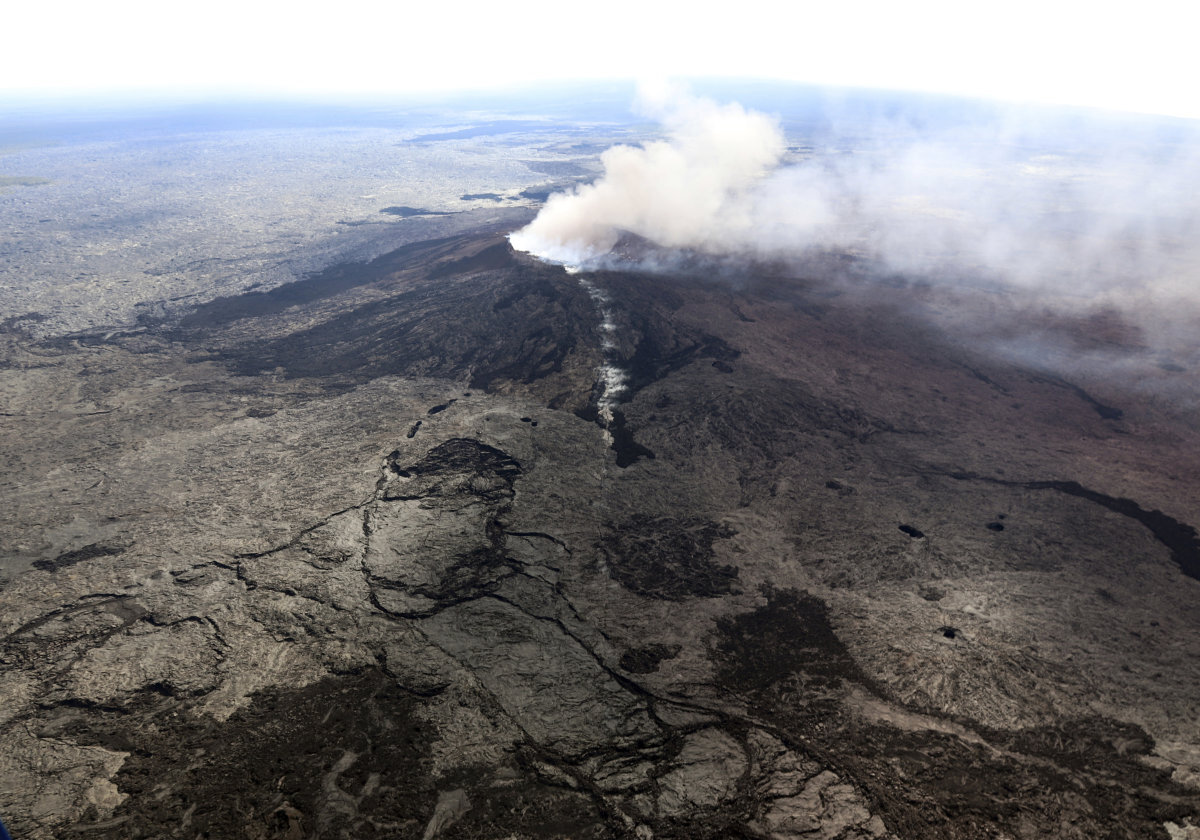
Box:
4;0;1196;120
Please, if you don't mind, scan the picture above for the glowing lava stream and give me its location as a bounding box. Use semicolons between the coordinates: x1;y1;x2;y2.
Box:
563;264;629;431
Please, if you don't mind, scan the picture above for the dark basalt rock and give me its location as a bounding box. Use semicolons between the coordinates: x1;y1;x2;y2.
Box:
618;643;682;674
431;773;620;840
712;589;1197;839
1028;479;1200;579
950;470;1200;581
169;236;601;414
607;409;656;468
384;438;521;503
175;234;479;330
428;241;515;279
827;717;1195;840
599;516;738;601
381;205;444;217
34;543;125;573
56;669;434;840
713;587;861;698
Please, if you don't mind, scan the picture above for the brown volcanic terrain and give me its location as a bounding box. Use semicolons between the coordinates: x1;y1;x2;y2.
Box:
2;228;1200;839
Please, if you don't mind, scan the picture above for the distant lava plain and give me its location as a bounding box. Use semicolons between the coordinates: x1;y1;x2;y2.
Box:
3;225;1200;839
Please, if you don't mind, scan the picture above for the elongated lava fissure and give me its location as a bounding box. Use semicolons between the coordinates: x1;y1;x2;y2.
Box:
566;265;629;430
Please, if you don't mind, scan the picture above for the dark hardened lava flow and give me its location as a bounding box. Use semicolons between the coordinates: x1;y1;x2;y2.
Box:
175;233;496;330
54;669;436;840
156;235;606;416
598;515;739;600
1026;480;1200;578
568;266;743;468
708;586;1198;839
948;470;1200;580
141;229;744;470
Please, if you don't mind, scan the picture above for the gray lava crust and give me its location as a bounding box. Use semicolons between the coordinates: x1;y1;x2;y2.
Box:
3;228;1200;839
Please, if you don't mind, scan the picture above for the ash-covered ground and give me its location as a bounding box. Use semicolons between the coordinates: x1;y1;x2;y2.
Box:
3;89;1200;840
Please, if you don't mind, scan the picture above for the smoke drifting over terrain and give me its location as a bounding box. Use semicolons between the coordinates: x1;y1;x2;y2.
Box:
510;84;787;263
512;85;1200;387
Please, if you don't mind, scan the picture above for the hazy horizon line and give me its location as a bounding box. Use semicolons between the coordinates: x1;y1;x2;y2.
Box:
2;78;1198;126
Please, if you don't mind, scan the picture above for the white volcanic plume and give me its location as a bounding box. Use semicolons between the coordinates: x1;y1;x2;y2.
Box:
512;86;1200;314
510;85;786;263
511;84;1200;389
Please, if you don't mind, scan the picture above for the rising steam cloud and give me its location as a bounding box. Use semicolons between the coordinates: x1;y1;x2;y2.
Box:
509;83;789;263
511;84;1200;371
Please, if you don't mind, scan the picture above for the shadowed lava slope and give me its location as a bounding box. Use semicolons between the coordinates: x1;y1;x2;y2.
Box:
168;232;605;412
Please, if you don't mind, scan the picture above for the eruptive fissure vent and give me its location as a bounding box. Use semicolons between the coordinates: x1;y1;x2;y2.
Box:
568;267;629;426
